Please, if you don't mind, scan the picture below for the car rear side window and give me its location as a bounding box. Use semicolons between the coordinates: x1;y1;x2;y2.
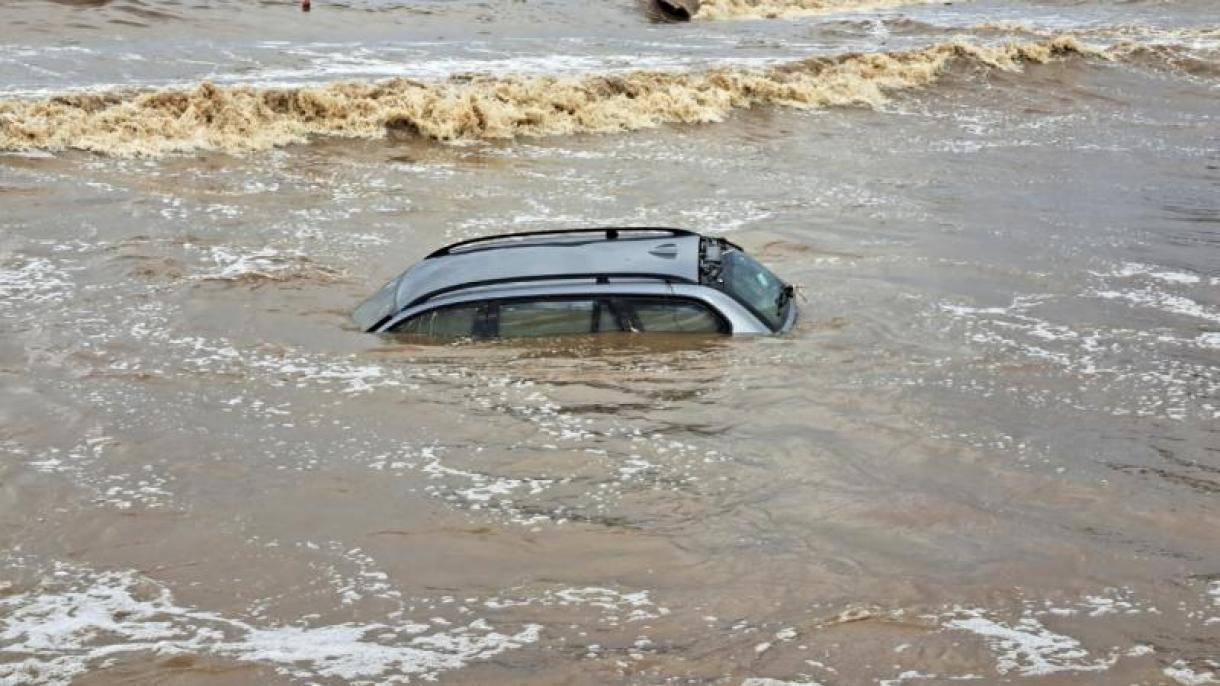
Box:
389;304;480;337
497;300;598;337
620;298;726;333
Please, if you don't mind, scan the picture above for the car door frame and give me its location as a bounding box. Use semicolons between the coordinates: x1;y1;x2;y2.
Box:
386;293;733;337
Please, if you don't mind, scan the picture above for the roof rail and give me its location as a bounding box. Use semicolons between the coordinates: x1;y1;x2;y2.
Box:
426;227;698;259
404;271;696;310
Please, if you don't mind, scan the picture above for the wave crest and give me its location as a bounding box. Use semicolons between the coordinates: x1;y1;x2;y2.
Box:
693;0;945;20
0;37;1098;158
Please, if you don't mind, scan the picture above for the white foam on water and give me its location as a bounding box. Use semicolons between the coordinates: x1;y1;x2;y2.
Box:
0;562;541;686
618;456;655;479
1165;661;1220;686
879;671;938;686
476;584;670;639
1205;581;1220;626
193;246;342;283
753;589;1175;685
0;52;790;99
1078;594;1133;617
943;609;1116;676
24;434;175;511
1094;289;1220;326
1110;262;1203;285
167;333;418;395
223;52;737;85
551;587;658;611
0;45;94;58
421;453;554;506
736;673;824;678
0;258;76;313
461;372;597;442
306;542;400;607
1197;333;1220;350
934;291;1220;419
393;417;712;527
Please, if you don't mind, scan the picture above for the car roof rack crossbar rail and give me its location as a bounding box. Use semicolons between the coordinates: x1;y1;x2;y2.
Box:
403;272;696;310
427;227;697;258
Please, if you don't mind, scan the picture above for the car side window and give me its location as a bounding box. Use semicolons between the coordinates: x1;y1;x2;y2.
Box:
389;304;480;337
619;298;726;333
497;299;599;337
596;302;620;333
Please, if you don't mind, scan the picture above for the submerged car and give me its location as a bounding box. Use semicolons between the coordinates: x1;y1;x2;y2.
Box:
353;227;796;338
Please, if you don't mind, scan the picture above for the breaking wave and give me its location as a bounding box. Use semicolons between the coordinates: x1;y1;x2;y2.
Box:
0;37;1099;158
1112;42;1220;79
693;0;946;20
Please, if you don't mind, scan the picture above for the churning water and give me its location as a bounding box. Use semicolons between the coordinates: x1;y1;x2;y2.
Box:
1;0;1218;683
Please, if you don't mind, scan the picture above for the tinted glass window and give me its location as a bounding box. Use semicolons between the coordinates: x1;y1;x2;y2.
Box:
498;300;597;337
623;298;724;333
390;304;479;337
720;249;788;330
596;303;620;333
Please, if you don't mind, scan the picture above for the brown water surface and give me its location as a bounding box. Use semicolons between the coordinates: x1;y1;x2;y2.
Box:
1;0;1219;684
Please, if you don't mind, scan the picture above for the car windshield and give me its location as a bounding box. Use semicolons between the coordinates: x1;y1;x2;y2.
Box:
719;249;790;331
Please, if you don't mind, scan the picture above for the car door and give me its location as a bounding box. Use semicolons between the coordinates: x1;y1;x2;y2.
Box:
493;298;616;337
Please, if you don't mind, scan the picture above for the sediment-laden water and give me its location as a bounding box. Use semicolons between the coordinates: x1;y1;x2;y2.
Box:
1;0;1218;684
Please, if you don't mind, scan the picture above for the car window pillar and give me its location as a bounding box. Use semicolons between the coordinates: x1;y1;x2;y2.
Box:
607;298;640;333
474;303;497;338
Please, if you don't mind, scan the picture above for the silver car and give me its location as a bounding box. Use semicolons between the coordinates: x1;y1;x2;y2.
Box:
353;228;796;338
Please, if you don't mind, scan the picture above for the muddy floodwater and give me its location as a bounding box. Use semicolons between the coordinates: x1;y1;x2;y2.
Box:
1;0;1219;684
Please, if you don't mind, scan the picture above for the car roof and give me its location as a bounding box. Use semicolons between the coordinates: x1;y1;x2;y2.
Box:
391;228;703;314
